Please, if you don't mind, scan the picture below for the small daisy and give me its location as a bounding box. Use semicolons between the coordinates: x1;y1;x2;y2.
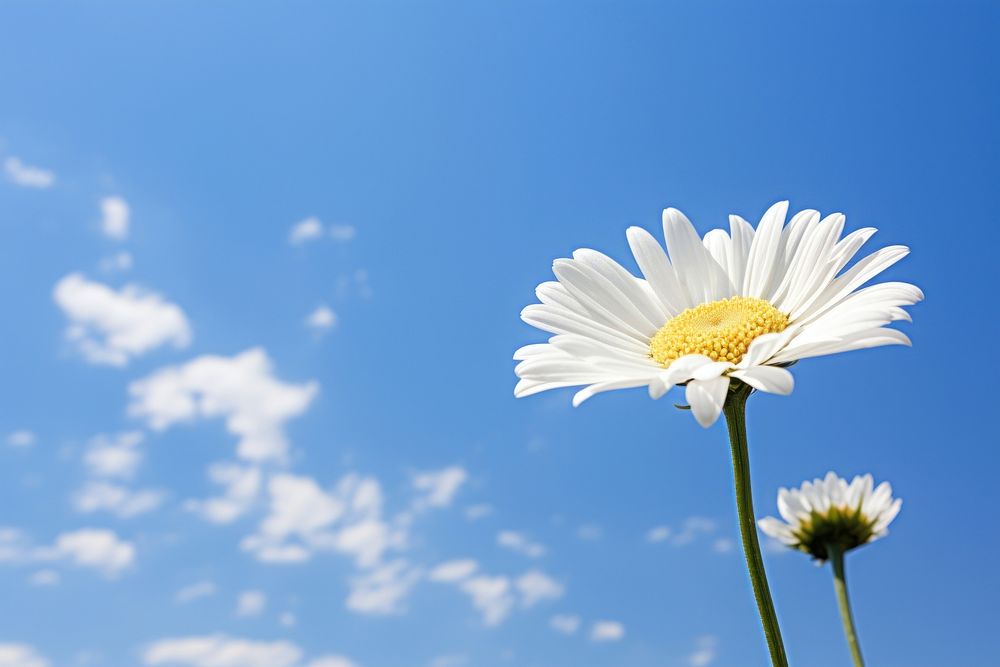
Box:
514;201;922;427
759;472;902;561
759;472;901;667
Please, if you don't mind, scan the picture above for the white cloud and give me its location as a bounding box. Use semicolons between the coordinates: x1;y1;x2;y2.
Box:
646;525;671;543
305;306;337;333
328;224;356;242
175;581;217;604
99;251;133;273
0;643;49;667
429;561;555;624
514;570;564;607
712;538;734;554
100;196;130;241
307;658;357;667
0;529;31;563
54;273;191;367
497;531;545;558
3;157;54;188
289;217;323;245
346;559;421;615
688;635;718;667
28;569;60;587
83;431;144;479
672;517;716;546
74;482;165;518
240;473;346;564
0;527;134;577
236;590;267;617
576;524;602;541
5;431;36;448
427;656;467;667
412;467;467;509
242;472;403;572
186;463;261;524
459;575;514;626
336;269;372;300
47;529;135;577
646;518;717;547
129;348;318;462
464;504;492;521
427;559;477;583
590;620;625;642
549;614;581;635
143;636;301;667
279;612;296;628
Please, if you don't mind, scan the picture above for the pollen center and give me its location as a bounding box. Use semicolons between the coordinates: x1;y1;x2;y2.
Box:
649;296;789;367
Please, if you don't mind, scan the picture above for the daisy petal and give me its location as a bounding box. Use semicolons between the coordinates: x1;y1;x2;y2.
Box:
730;366;794;395
685;376;730;427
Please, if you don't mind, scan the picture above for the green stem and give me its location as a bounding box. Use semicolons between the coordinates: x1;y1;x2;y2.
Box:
722;384;788;667
828;543;865;667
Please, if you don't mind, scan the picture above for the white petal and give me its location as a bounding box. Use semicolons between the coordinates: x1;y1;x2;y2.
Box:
663;208;734;303
572;248;667;326
626;226;691;314
729;365;794;395
572;378;651;406
553;260;657;338
742;200;788;298
685;376;730;427
663;354;716;385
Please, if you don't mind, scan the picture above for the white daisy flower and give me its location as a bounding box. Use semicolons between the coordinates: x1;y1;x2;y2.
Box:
758;472;902;561
514;201;922;426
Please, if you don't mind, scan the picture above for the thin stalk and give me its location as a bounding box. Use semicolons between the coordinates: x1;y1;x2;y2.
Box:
828;543;865;667
722;384;788;667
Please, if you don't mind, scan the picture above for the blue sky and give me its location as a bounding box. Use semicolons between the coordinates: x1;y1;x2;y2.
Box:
0;2;997;666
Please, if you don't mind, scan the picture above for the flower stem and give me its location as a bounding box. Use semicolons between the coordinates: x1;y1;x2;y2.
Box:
722;384;788;667
828;543;865;667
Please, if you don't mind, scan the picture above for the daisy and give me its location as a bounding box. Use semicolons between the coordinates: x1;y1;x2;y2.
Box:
514;200;922;427
759;472;902;561
760;472;902;667
512;201;919;667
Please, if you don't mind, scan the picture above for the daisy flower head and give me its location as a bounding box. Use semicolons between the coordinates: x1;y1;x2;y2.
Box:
513;201;922;426
758;472;902;562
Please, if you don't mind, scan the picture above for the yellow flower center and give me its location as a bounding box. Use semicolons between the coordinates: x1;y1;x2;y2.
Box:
649;296;789;367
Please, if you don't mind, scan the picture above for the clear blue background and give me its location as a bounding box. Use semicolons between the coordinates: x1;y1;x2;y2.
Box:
0;1;996;666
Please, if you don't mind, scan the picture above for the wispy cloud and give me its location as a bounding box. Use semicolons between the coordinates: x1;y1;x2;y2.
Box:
305;305;337;333
289;217;324;245
99;251;134;273
688;635;718;666
590;620;625;642
497;530;546;558
412;466;467;509
0;642;49;667
5;430;36;449
175;581;217;604
235;590;266;617
646;517;720;548
0;527;135;578
427;559;478;583
143;636;360;667
74;482;165;518
3;156;55;188
514;570;564;607
100;196;130;240
464;504;493;521
550;614;581;635
288;218;355;245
